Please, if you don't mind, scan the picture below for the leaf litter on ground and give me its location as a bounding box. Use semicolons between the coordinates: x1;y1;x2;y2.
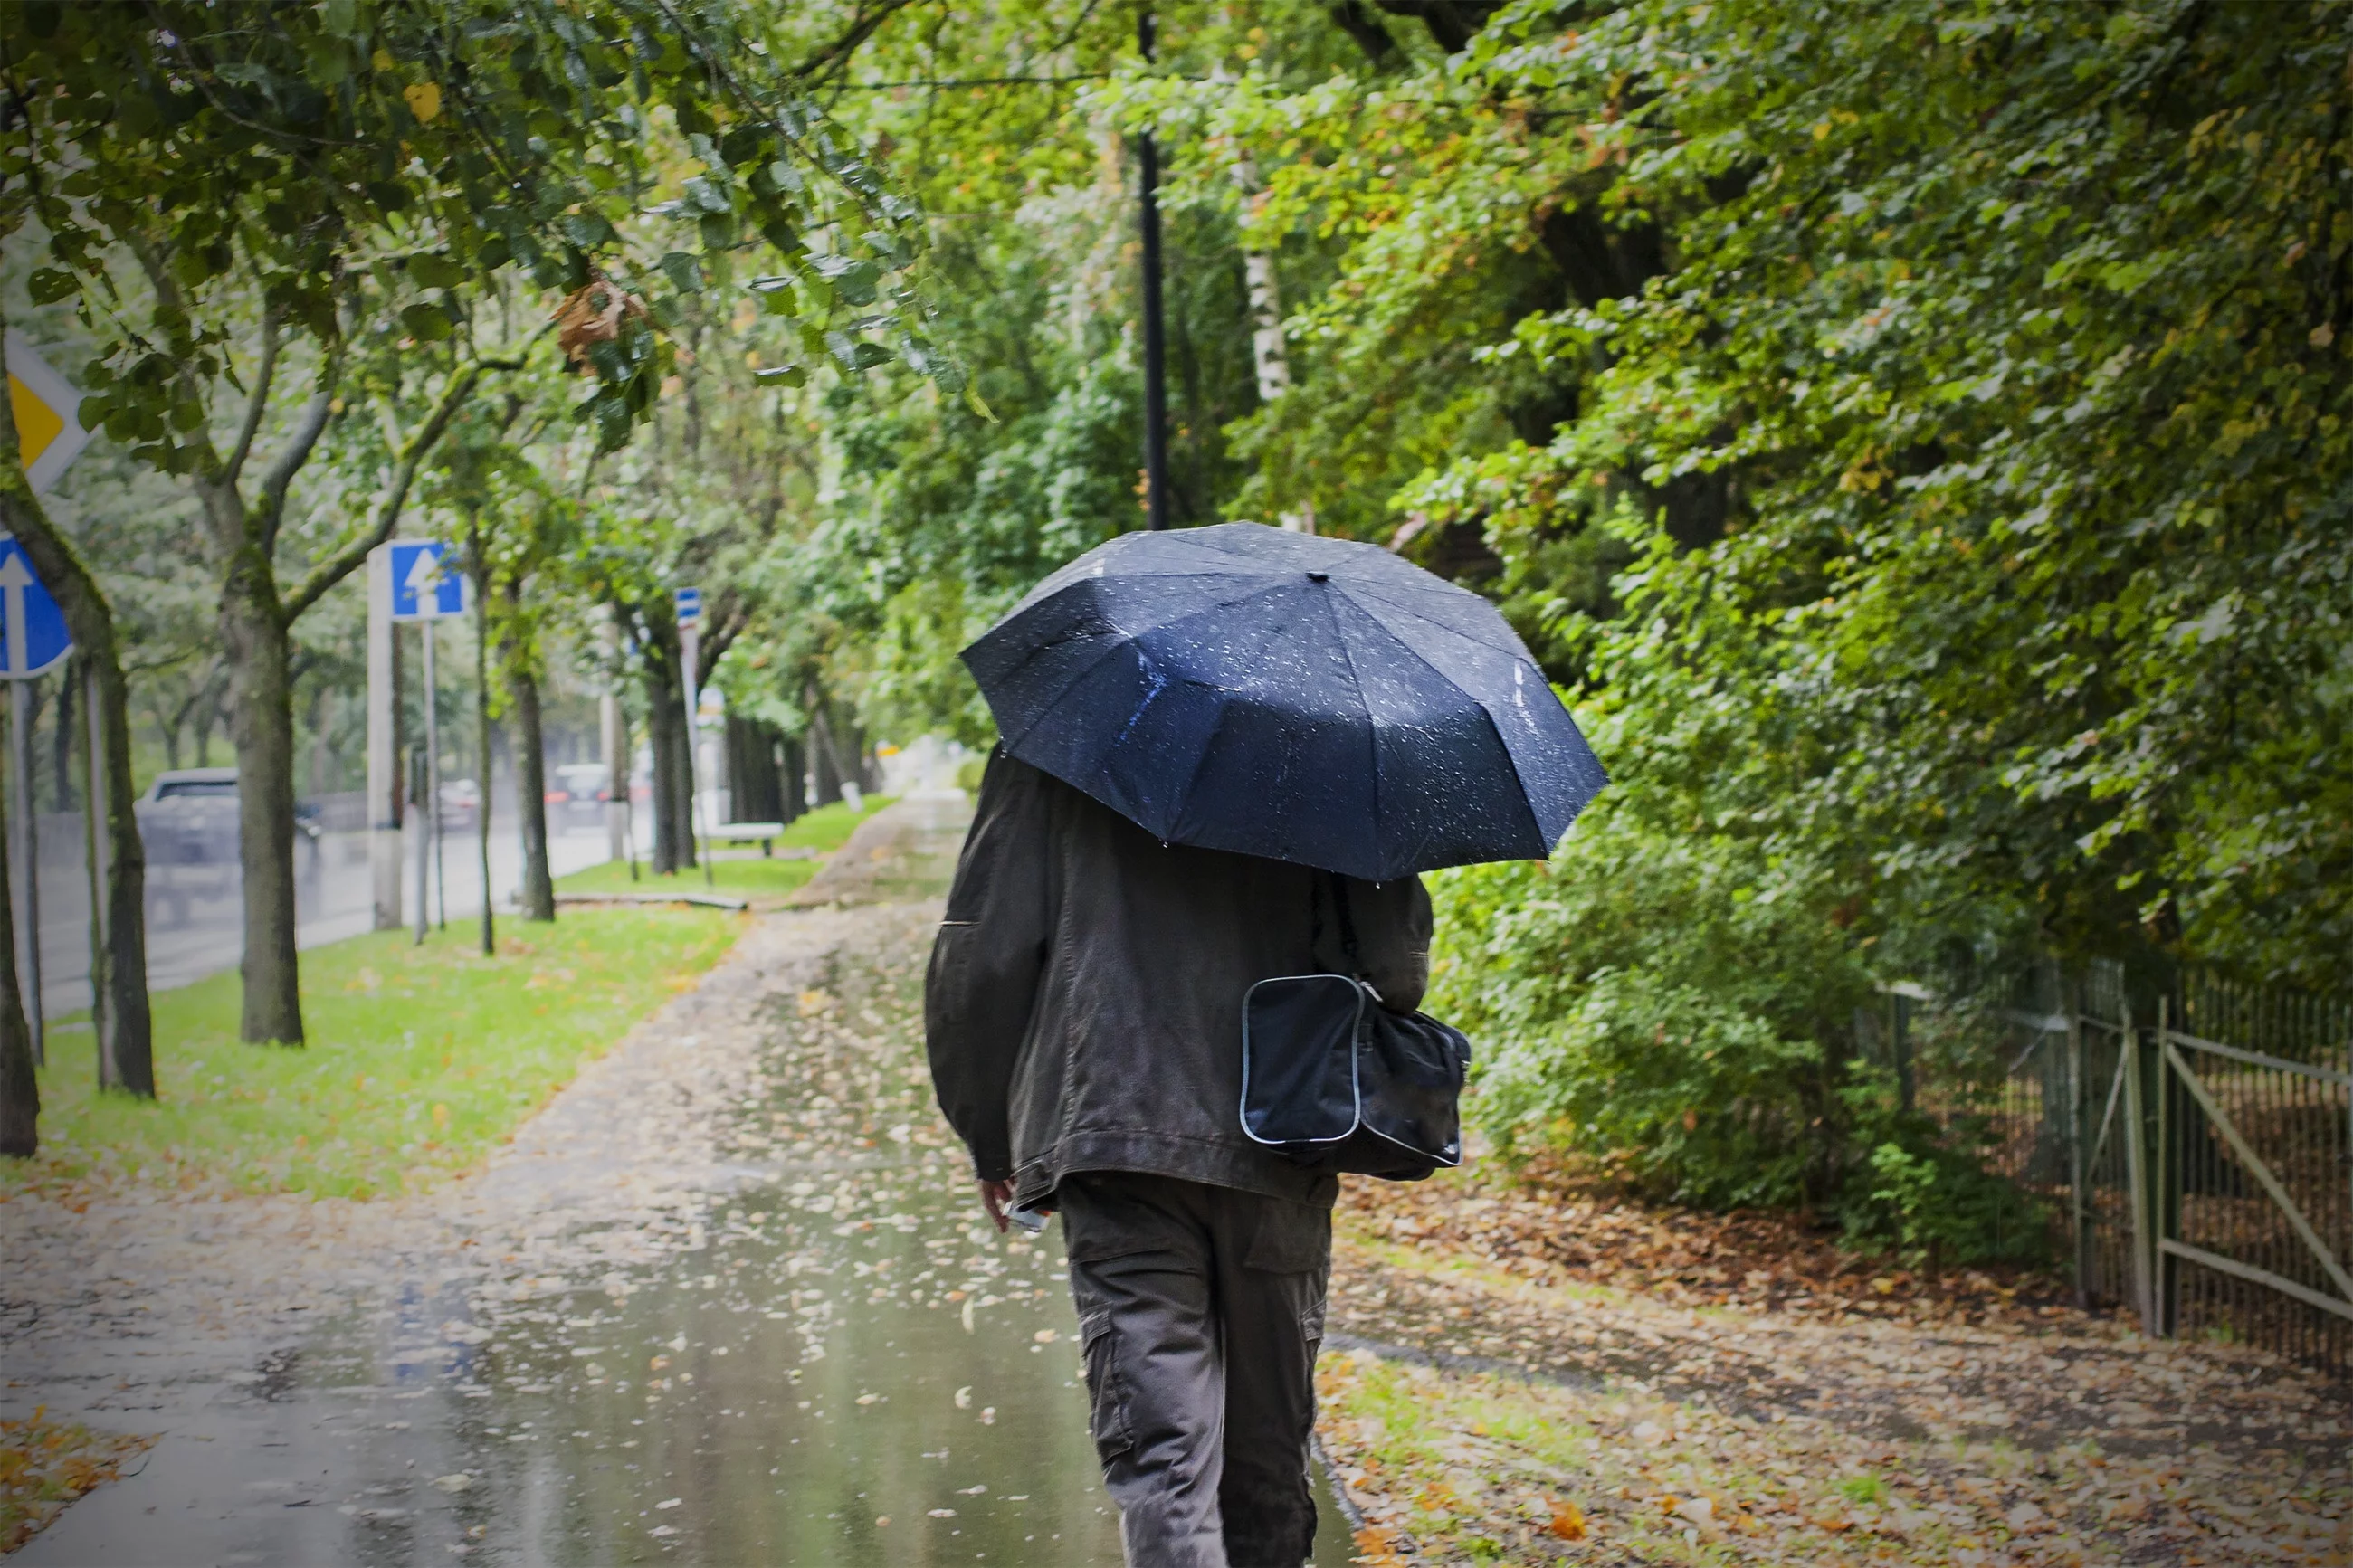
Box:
1319;1162;2352;1565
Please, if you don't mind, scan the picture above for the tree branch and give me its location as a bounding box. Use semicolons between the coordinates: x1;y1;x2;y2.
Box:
256;367;339;559
792;0;925;85
224;302;281;490
1328;1;1402;66
279;362;478;627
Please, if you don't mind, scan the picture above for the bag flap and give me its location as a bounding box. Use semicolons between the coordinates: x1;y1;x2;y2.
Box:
1241;974;1365;1147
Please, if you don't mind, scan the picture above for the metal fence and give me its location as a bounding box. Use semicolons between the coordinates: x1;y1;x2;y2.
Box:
1876;963;2352;1380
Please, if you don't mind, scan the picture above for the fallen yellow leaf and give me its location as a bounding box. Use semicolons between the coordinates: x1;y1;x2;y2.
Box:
1548;1498;1586;1540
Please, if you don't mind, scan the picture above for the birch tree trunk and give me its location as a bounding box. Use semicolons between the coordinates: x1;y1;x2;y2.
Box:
1233;153;1314;535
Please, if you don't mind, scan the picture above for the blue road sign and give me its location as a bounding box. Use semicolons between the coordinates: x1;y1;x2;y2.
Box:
675;586;702;628
0;538;71;680
389;541;469;621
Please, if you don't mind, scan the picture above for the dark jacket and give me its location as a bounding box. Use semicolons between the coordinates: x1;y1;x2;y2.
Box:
926;753;1433;1209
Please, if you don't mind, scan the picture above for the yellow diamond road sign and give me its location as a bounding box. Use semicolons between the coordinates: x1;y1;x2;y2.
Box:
5;330;91;493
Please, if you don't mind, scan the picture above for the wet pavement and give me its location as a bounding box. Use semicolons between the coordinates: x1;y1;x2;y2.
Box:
12;798;1359;1566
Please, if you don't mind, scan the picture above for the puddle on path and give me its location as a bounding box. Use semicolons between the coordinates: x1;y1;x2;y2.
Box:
295;1160;1136;1565
24;844;1359;1566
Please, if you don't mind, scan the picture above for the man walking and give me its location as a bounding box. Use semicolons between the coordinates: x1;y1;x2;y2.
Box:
926;748;1431;1568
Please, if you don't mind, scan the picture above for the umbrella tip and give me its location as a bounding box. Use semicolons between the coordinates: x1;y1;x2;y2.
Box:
1307;570;1329;583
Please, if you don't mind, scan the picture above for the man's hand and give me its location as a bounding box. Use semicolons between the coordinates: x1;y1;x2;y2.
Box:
976;1178;1016;1233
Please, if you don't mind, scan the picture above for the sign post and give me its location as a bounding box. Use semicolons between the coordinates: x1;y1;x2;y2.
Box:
601;609;629;872
674;587;712;889
0;539;74;1065
4;336;89;1069
386;543;467;945
366;547;401;931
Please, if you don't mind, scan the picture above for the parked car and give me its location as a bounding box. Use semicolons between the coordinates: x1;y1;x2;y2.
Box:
136;769;327;860
136;768;241;867
548;763;612;832
437;778;481;832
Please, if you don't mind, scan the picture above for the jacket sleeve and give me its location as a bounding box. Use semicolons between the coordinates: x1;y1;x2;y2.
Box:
1349;873;1434;1015
924;751;1054;1182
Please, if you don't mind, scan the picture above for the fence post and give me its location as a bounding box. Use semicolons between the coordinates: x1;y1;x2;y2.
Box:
2066;989;2093;1309
1894;989;1916;1113
2153;995;2180;1336
2120;1001;2158;1335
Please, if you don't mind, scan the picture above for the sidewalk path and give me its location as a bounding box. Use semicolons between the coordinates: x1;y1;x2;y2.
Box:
5;794;1358;1565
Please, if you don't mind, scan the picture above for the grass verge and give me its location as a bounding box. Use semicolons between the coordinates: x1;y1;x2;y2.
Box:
5;908;740;1202
1317;1347;1919;1566
550;795;895;904
0;1410;156;1554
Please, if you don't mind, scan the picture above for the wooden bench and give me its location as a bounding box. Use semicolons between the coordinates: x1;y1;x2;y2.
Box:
704;821;787;856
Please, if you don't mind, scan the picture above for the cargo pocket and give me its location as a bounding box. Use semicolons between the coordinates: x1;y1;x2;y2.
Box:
1300;1289;1328;1353
1078;1307;1132;1462
1243;1198;1333;1276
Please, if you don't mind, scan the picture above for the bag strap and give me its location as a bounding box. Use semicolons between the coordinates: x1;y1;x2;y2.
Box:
1329;870;1365;980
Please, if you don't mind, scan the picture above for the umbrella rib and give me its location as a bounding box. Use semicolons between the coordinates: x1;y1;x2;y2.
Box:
1329;586;1549;861
1338;580;1530;661
1317;584;1380;865
1096;583;1328;840
990;584;1270;755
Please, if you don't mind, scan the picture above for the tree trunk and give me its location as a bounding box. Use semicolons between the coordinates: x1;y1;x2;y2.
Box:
0;750;35;1155
726;715;786;824
506;658;556;921
641;638;686;875
668;693;698;868
52;661;73;809
82;641;154;1093
781;734;806;823
221;567;303;1045
808;705;843;807
827;706;878;794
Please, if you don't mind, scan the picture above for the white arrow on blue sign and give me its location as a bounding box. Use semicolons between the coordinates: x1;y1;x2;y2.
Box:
0;539;71;680
388;541;469;621
674;586;702;628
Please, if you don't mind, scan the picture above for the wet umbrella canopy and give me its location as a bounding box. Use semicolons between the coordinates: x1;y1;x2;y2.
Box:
963;522;1607;880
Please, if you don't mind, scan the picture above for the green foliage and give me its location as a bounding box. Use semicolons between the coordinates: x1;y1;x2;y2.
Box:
719;1;1452;744
1842;1137;2051;1274
1444;0;2353;983
1366;0;2353;1229
4;0;954;465
1431;696;1876;1207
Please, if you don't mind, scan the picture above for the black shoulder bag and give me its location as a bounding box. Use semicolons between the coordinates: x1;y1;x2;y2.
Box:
1238;874;1472;1181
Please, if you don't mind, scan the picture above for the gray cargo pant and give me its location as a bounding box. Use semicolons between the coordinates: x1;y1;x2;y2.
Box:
1058;1171;1332;1568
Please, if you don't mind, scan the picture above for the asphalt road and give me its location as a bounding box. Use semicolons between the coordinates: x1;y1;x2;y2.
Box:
24;812;623;1015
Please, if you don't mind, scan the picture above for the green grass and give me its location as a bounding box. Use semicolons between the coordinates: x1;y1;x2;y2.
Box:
550;795;895;902
6;909;740;1202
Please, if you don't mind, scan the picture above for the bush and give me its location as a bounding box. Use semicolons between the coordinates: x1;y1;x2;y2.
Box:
1837;1133;2052;1273
1432;790;1878;1212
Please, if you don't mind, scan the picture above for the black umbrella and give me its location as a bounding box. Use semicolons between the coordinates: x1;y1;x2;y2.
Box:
962;523;1605;880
